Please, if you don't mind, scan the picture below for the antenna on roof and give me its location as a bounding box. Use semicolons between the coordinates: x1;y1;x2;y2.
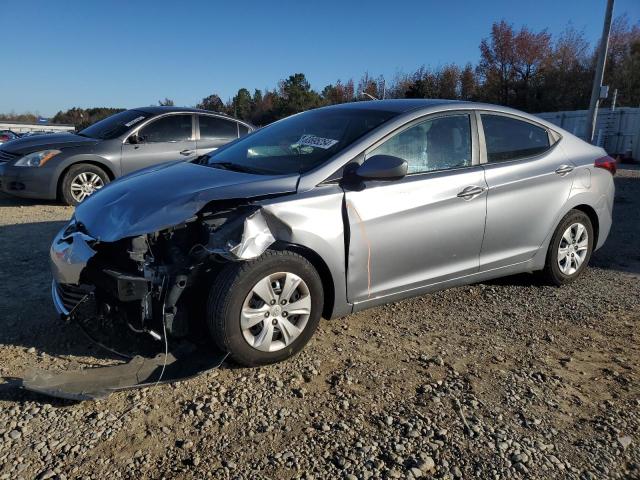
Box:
360;92;378;101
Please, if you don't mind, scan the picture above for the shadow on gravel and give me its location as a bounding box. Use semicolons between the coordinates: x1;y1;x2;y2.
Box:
0;220;128;363
0;193;63;208
0;218;234;405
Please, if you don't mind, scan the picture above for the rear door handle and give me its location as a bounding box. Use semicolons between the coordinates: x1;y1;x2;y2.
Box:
180;149;194;156
555;164;574;175
457;185;486;199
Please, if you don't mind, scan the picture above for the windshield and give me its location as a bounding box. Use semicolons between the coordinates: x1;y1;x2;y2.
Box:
206;108;397;175
78;110;148;140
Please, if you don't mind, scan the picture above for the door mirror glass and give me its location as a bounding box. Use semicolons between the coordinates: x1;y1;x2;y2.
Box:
128;133;141;144
356;155;408;180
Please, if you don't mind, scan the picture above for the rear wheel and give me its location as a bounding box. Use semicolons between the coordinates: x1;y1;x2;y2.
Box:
60;163;109;206
207;250;324;366
544;210;593;285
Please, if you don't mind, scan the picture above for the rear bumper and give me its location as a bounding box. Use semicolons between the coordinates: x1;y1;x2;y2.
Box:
0;162;57;199
594;186;614;251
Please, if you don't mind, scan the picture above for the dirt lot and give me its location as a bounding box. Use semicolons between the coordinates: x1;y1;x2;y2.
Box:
0;168;638;480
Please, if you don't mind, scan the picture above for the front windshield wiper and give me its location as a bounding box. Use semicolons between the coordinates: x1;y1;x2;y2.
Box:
209;162;265;174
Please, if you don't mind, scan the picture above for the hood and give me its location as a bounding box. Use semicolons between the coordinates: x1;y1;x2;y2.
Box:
75;161;299;242
1;133;98;155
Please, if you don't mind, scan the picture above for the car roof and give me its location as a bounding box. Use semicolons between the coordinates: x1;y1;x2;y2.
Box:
322;99;562;131
132;106;254;127
133;106;233;117
323;99;462;113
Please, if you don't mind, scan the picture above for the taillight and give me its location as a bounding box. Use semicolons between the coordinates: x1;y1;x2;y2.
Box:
594;155;617;175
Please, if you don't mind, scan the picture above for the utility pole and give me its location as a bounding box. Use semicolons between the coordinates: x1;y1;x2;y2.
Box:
587;0;614;144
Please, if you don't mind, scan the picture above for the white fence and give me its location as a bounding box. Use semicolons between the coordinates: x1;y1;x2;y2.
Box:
536;107;640;160
0;121;75;134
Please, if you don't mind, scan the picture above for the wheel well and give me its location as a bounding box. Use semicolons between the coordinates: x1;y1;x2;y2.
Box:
573;204;599;246
276;243;335;320
57;161;115;199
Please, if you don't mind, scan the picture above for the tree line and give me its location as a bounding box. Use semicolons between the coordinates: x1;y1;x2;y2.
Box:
209;15;639;126
2;16;638;129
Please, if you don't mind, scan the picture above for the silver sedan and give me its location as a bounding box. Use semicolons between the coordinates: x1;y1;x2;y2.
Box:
50;100;615;367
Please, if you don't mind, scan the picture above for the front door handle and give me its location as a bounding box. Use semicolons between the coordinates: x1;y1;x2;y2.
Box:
457;185;486;200
180;149;194;156
555;164;574;175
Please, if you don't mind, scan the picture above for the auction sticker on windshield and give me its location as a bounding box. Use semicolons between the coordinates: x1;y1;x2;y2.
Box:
125;116;146;127
297;135;339;150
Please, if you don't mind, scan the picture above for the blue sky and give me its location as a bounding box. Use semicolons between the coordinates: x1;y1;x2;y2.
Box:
1;0;638;116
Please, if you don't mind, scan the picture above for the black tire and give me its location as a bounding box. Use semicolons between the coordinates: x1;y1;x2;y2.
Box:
60;163;110;206
207;250;324;366
543;209;594;286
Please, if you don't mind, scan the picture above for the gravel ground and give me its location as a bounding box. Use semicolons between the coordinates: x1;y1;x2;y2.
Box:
0;168;638;480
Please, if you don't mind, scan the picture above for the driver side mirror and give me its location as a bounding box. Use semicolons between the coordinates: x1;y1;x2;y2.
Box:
128;133;142;144
355;155;408;181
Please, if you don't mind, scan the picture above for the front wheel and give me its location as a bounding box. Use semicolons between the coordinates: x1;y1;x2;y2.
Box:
60;163;109;206
207;250;324;366
543;210;594;286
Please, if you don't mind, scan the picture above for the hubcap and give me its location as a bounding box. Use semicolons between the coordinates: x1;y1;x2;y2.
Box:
70;172;104;203
241;272;311;352
557;222;589;275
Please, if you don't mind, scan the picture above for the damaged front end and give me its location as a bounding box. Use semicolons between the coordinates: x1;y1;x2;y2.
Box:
51;206;275;336
29;205;278;400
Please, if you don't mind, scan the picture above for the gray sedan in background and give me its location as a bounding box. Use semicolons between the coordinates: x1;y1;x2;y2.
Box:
49;99;615;367
0;107;253;205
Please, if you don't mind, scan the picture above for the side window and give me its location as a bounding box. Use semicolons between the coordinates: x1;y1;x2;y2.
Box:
238;123;250;137
368;114;472;174
481;114;550;162
199;115;238;140
138;115;192;143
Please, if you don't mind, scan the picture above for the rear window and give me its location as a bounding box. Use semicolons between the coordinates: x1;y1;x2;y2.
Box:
481;114;550;162
199;115;238;140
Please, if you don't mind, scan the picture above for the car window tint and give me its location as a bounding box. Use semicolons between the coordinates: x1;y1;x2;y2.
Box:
481;114;550;162
238;123;250;137
199;115;238;140
368;114;472;174
139;115;192;143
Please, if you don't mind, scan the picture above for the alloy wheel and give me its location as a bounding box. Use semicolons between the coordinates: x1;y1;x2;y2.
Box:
240;272;312;352
70;172;104;203
557;222;589;275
